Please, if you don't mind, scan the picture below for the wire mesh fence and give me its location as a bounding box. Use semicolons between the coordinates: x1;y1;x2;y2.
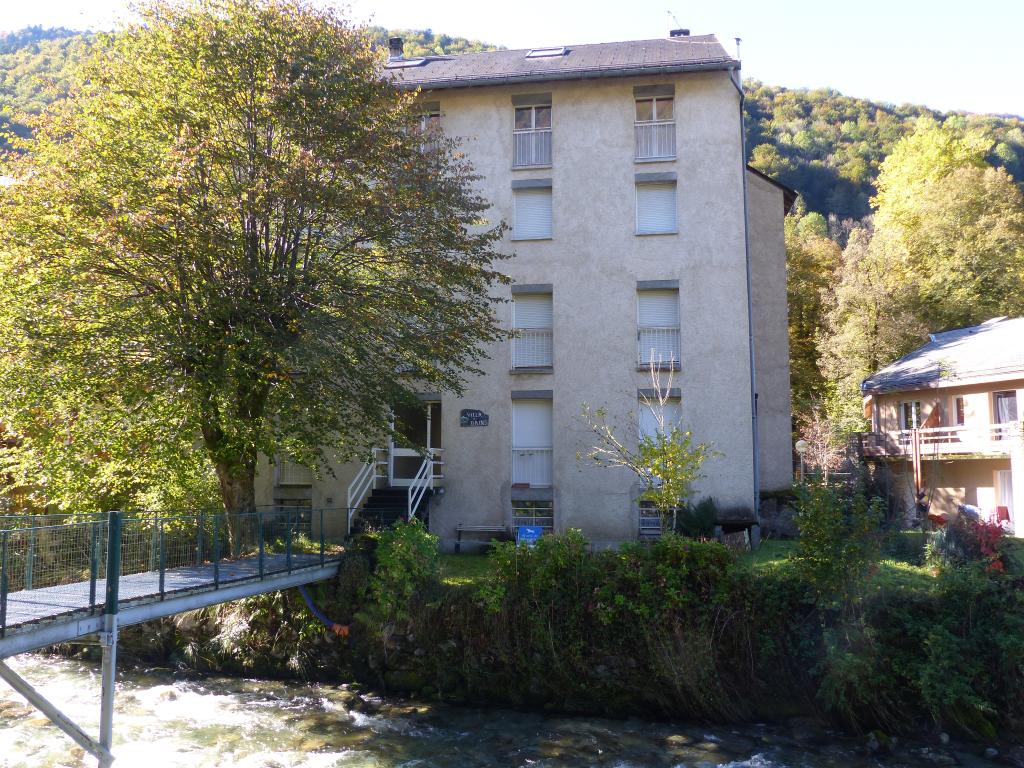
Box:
0;507;352;638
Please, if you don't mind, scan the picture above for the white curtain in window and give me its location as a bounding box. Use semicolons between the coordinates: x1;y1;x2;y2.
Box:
636;182;677;234
995;392;1018;423
513;189;552;239
997;470;1014;519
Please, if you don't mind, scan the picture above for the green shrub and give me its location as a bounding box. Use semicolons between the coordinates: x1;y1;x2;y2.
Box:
793;483;884;607
362;519;439;630
882;530;928;565
673;496;718;537
926;515;1008;573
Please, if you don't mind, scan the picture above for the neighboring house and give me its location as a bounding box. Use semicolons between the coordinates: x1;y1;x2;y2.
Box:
860;317;1024;534
256;31;795;549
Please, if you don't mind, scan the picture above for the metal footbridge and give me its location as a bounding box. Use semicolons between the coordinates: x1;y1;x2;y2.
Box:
0;508;346;767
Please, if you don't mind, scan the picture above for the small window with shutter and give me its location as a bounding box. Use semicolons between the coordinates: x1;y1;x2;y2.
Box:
513;187;553;240
636;181;677;235
637;289;680;368
512;293;553;369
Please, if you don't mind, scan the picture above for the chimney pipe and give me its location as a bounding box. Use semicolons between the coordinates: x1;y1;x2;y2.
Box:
388;36;404;60
669;28;690;37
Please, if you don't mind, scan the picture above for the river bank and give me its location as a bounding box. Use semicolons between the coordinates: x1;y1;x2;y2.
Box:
72;523;1023;760
0;654;1016;768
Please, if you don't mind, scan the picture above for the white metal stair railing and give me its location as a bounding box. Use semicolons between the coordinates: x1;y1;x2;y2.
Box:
346;448;385;536
408;452;434;521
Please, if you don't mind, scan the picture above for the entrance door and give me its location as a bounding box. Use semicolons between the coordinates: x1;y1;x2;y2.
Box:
389;402;441;487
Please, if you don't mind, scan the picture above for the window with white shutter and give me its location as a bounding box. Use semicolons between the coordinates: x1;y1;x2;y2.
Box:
635;182;677;235
512;294;553;369
512;400;553;487
639;398;682;439
637;289;680;368
513;188;553;240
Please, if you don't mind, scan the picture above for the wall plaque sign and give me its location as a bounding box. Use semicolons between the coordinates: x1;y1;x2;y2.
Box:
459;408;489;427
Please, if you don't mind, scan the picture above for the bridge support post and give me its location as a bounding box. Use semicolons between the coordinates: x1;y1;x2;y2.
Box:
0;660;114;765
98;617;118;767
98;510;123;767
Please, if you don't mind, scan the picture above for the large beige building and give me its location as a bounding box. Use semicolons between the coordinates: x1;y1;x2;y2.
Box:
256;33;795;549
860;317;1024;534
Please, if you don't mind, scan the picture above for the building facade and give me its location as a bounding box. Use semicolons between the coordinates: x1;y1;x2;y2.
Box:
860;317;1024;534
256;33;794;549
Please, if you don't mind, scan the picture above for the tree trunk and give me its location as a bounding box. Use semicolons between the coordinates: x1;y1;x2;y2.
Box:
214;456;256;557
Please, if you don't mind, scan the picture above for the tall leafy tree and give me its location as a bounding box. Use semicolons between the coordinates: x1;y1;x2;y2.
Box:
785;205;840;416
0;0;507;540
819;120;1024;433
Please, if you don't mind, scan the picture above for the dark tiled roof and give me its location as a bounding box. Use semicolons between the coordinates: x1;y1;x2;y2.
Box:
861;317;1024;394
386;35;737;90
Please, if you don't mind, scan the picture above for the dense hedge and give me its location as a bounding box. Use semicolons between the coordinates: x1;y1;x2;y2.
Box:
117;522;1024;742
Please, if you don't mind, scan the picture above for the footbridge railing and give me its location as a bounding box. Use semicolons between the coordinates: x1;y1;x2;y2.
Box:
0;506;352;640
0;507;352;768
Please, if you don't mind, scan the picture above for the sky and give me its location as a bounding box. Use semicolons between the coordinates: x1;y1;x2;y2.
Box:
3;0;1022;117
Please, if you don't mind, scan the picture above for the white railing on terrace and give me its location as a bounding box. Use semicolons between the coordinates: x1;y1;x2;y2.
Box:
860;422;1023;457
638;327;681;367
513;129;552;167
512;447;553;487
512;329;553;368
635;121;675;160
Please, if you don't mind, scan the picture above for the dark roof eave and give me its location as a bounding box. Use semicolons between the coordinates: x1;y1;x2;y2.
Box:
393;58;738;91
745;165;798;213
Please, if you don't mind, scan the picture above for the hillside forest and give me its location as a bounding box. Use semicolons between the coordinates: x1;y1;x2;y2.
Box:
1;25;1023;506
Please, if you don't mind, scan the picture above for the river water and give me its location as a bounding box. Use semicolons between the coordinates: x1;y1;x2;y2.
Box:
0;655;1004;768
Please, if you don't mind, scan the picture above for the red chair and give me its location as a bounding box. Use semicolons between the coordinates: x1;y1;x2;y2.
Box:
995;506;1010;524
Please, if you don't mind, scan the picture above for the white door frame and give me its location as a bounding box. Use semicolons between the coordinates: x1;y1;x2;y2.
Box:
389;406;432;488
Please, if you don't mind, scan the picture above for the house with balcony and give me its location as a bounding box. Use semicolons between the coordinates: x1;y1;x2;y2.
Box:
256;31;795;549
859;317;1024;533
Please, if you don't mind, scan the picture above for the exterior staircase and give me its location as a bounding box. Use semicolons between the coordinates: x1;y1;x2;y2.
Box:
350;486;432;534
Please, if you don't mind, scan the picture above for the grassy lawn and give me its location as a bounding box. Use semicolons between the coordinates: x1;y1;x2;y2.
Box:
737;536;938;593
437;533;1023;593
439;553;492;586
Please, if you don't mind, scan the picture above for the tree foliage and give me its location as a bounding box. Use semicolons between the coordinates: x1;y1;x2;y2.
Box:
579;370;718;524
785;204;841;413
818;120;1024;430
746;81;1024;221
0;0;508;530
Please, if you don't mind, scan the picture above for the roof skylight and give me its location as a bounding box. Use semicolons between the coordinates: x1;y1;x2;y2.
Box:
385;58;427;68
525;47;566;58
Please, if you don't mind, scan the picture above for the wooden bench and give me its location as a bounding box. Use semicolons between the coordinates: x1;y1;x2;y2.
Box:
455;524;509;553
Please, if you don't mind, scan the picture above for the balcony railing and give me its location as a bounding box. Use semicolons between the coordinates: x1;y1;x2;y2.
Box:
513;129;552;167
635;120;675;160
512;447;553;487
859;423;1022;458
275;459;312;486
638;327;680;367
512;328;553;368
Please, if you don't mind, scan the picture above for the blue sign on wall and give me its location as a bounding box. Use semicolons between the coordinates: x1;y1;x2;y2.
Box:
517;526;544;547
